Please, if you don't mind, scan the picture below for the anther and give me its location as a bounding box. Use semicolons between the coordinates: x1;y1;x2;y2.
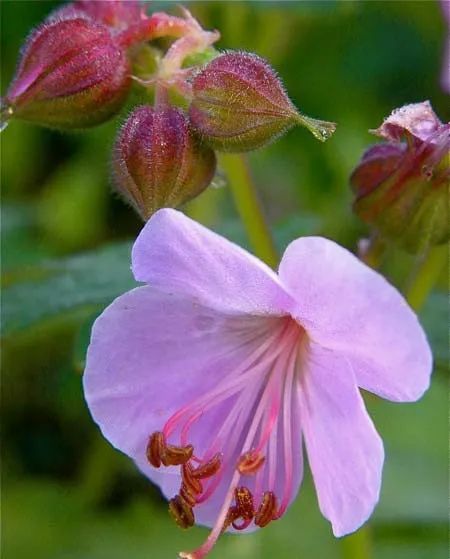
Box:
162;442;194;466
146;431;165;468
192;453;222;479
179;483;197;507
237;450;265;475
232;487;255;530
254;491;278;527
182;463;203;495
146;431;194;468
168;495;195;529
222;507;240;533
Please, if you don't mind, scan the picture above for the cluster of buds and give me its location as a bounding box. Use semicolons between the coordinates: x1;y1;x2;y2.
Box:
2;0;336;218
351;101;449;253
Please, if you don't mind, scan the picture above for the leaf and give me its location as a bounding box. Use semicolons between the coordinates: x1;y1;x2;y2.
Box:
1;242;136;337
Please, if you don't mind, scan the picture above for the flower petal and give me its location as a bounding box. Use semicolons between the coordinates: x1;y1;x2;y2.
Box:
299;343;384;536
372;101;443;143
132;208;293;315
278;236;432;401
84;285;279;462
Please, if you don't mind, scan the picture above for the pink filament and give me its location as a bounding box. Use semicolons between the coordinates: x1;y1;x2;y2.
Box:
176;318;305;559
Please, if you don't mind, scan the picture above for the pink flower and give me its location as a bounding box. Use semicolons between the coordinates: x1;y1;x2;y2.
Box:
84;209;432;558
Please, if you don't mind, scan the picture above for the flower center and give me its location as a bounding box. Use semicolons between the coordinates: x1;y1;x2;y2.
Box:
146;316;305;558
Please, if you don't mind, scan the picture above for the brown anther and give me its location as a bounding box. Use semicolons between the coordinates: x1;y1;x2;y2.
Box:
168;495;195;529
237;450;266;475
161;442;194;467
234;486;255;521
146;431;165;468
232;486;255;530
254;491;278;528
192;453;222;479
179;483;197;507
222;506;240;533
181;463;203;495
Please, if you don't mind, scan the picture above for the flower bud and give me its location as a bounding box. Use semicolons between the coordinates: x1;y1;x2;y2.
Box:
113;105;217;219
2;12;131;130
188;51;336;152
351;101;450;253
71;0;144;29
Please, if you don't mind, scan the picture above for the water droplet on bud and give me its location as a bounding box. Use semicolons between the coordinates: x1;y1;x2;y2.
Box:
189;51;336;152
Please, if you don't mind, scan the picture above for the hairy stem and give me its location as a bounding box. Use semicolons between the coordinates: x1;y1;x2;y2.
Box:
219;154;278;268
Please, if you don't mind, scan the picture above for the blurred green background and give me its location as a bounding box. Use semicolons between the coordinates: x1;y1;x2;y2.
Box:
1;1;448;558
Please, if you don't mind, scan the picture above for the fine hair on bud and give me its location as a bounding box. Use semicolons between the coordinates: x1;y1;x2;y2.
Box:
3;10;131;130
189;50;336;152
113;105;217;219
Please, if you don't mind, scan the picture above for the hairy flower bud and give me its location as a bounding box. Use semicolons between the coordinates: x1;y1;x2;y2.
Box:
189;51;336;152
113;105;217;219
351;101;450;253
72;0;144;29
2;12;131;130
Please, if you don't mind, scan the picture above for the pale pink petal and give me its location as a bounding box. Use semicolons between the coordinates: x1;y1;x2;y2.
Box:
84;285;278;464
298;342;384;536
279;237;432;402
372;101;443;143
132;208;293;315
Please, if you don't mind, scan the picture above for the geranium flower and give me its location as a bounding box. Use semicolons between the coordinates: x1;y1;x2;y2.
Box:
84;209;432;558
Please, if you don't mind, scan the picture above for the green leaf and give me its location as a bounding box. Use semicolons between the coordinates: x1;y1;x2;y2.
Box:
2;242;136;337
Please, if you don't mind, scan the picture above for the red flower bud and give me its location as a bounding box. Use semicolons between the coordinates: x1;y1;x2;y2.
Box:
3;11;131;130
189;51;336;152
72;0;144;29
351;101;450;253
113;105;217;219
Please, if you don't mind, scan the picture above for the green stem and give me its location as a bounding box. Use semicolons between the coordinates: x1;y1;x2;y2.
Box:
219;153;278;268
405;245;447;312
340;527;372;559
361;235;387;269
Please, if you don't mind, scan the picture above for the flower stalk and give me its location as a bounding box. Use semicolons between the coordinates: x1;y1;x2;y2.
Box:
219;154;278;268
406;245;447;311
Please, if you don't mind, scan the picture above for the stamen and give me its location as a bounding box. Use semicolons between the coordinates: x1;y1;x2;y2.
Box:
179;470;242;559
277;343;298;517
163;320;292;441
146;431;164;468
179;484;198;508
181;463;203;495
192;453;222;479
162;442;194;466
255;491;278;527
237;450;265;475
146;431;194;468
169;495;195;529
174;319;304;558
231;487;255;530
